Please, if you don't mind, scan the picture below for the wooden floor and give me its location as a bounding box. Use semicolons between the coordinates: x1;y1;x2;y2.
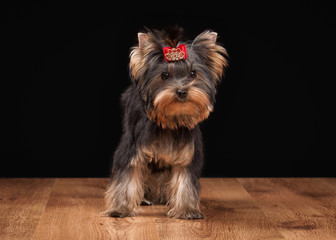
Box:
1;178;336;240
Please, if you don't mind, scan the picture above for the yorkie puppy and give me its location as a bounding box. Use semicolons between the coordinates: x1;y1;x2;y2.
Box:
105;27;228;219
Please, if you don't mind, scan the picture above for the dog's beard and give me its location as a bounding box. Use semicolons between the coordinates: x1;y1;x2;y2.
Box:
147;86;213;130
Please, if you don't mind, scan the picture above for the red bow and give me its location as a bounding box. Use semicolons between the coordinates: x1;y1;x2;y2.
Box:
163;44;187;62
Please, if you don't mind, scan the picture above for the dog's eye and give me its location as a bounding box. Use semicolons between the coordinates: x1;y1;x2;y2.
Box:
161;72;170;80
189;70;197;78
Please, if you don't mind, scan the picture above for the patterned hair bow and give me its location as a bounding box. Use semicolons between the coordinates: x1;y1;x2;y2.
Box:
163;44;187;62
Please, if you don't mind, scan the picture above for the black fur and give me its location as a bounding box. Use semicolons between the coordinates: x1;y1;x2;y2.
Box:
113;83;204;174
105;27;228;219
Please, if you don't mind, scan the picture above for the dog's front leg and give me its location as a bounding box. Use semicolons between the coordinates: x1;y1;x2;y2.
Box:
104;163;146;217
167;166;203;219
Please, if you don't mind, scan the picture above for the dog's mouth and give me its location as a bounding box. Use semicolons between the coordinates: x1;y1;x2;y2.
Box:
147;87;213;129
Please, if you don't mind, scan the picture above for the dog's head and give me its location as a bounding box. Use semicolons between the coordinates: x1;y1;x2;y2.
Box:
129;27;228;129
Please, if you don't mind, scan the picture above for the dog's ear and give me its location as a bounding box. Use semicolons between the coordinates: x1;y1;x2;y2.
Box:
193;31;218;46
138;32;150;49
192;31;228;82
130;32;151;82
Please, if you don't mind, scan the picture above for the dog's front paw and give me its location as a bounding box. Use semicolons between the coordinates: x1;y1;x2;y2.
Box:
167;209;204;219
179;210;204;219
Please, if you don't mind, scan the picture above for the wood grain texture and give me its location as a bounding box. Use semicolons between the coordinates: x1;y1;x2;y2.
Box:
0;178;54;240
238;178;336;240
1;178;336;240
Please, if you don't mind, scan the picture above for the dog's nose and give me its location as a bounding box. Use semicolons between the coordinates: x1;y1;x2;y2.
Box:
176;89;188;99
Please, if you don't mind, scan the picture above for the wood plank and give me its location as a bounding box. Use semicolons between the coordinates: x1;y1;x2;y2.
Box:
31;178;159;240
0;178;55;240
103;205;161;240
2;178;335;240
238;178;336;240
154;178;285;240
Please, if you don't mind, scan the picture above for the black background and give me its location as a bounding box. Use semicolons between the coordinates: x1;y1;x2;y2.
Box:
1;1;335;177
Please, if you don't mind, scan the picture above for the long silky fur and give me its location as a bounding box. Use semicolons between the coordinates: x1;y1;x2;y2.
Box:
105;26;228;219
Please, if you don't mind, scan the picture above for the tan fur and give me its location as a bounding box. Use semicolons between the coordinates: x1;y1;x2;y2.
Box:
208;44;228;80
134;133;195;168
167;167;201;218
104;163;146;217
193;31;229;81
106;131;197;216
147;86;212;130
131;31;228;83
129;48;145;81
129;33;157;81
143;169;171;204
106;29;227;219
